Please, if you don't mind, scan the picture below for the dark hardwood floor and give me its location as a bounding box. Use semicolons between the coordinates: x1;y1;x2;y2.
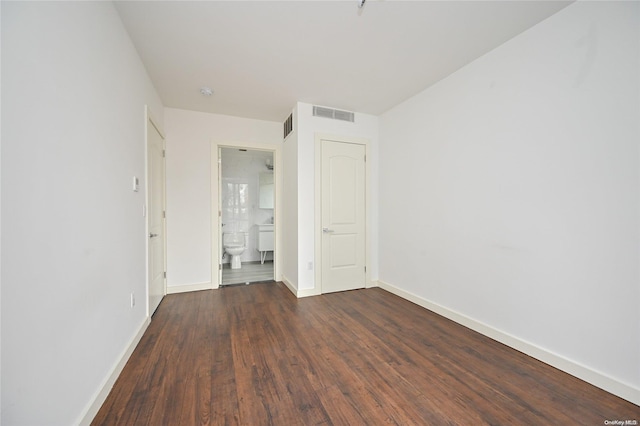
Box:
93;282;640;425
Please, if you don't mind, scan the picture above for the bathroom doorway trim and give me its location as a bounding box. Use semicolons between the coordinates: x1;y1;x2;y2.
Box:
210;141;282;289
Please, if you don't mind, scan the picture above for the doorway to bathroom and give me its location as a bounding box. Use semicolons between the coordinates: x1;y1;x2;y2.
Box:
218;147;276;286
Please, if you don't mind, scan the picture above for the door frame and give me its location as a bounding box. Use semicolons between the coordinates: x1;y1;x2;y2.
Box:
210;141;283;289
314;133;372;294
145;106;166;317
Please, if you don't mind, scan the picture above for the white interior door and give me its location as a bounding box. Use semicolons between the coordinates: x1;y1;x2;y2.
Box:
321;140;366;293
147;116;165;315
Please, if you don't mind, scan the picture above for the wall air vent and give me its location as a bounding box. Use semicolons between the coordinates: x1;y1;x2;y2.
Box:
312;106;355;123
283;113;293;140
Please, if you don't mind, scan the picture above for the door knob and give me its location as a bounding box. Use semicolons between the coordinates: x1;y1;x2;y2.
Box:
322;228;334;233
149;233;158;238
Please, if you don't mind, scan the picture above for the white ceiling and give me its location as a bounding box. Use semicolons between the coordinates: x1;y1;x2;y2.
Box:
115;1;572;122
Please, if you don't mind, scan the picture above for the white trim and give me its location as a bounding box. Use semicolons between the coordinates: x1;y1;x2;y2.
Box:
282;275;321;298
211;141;283;290
377;279;640;406
281;275;297;296
166;281;213;294
78;317;151;425
314;133;371;295
297;287;322;298
211;144;220;289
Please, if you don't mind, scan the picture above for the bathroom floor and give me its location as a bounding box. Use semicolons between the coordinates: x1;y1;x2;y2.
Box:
222;261;274;286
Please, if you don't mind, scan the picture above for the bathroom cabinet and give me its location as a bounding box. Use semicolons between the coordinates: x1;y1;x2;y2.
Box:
257;224;274;264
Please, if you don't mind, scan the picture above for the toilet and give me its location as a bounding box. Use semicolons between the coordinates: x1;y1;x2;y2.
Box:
223;232;248;269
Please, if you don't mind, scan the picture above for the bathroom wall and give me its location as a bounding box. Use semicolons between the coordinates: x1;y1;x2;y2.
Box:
221;148;274;264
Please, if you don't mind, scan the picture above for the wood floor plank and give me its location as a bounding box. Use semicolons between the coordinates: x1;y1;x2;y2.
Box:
340;290;598;423
328;290;550;424
296;292;489;425
207;291;240;425
92;283;640;425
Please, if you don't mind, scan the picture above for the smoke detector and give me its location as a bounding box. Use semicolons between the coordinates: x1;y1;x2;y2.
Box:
200;87;214;96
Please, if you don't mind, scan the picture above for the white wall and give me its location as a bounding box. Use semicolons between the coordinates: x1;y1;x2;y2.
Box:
164;108;281;290
293;102;379;292
1;2;164;424
379;1;639;403
0;1;4;419
281;110;299;288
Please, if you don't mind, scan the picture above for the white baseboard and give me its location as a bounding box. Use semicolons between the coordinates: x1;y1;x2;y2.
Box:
297;286;321;298
281;274;297;296
77;316;151;425
377;280;640;406
281;275;321;298
166;281;213;294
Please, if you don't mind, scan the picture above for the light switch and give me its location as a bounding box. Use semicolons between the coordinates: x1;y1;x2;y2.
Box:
133;176;139;192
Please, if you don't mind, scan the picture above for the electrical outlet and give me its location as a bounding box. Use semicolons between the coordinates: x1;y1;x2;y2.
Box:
130;292;135;308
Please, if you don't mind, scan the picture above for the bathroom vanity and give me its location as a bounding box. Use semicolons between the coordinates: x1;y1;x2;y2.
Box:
257;224;274;264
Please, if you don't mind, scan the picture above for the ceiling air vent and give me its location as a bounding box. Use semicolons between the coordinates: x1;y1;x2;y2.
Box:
283;113;293;139
313;106;355;123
